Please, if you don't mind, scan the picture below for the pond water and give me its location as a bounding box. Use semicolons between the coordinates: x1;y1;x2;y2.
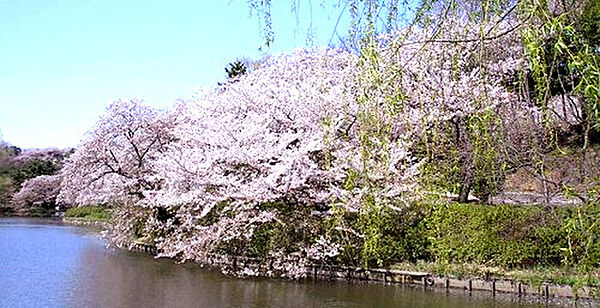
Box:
0;218;566;308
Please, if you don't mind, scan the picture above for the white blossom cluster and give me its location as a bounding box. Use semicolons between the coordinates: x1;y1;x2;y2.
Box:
13;174;62;209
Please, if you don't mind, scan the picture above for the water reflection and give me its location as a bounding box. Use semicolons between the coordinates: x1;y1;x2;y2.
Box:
1;218;562;308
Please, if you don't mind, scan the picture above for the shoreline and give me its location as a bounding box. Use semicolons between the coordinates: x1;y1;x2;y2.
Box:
62;216;111;229
204;253;600;300
5;215;597;306
67;217;600;301
127;239;600;303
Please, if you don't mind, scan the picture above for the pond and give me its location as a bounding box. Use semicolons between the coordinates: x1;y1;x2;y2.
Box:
0;218;567;308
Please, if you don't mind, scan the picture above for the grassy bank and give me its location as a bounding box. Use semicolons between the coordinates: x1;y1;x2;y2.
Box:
64;206;111;221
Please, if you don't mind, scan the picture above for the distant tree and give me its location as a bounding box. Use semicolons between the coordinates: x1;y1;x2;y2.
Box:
0;142;25;210
0;135;71;214
0;176;14;213
0;141;20;165
13;174;62;215
8;159;60;186
6;146;21;156
225;60;248;80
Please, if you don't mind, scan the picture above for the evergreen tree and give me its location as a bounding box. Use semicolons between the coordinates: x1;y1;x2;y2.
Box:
225;60;248;80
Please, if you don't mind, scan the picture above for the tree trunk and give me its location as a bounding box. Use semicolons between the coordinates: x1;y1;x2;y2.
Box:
458;182;471;203
455;116;473;204
583;118;590;150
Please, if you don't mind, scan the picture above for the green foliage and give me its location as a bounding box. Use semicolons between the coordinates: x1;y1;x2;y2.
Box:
418;111;508;203
18;159;59;182
430;203;542;266
344;169;360;190
249;218;315;258
325;208;363;265
467;111;507;202
417;123;462;194
578;1;600;49
250;222;274;258
323;201;600;271
0;176;14;209
65;206;112;221
0;143;63;215
561;203;600;269
362;203;430;267
359;199;386;267
520;0;600;148
0;154;59;215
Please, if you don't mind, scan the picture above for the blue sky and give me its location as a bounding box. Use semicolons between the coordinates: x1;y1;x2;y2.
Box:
0;0;349;149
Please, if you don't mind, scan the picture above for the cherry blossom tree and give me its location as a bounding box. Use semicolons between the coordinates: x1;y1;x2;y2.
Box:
13;174;62;212
143;49;370;260
58;99;175;206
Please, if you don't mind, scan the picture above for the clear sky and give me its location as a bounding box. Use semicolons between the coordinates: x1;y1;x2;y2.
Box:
0;0;349;149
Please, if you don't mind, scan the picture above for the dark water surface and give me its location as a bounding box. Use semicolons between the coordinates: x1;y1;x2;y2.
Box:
0;218;564;308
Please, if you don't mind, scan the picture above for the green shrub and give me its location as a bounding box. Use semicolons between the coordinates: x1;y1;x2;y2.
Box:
360;203;430;267
250;222;274;258
219;202;325;258
560;203;600;269
327;202;430;268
